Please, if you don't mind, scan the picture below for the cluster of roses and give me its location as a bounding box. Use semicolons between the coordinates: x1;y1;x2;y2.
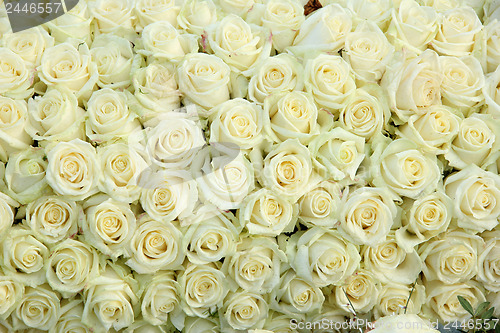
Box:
1;0;500;332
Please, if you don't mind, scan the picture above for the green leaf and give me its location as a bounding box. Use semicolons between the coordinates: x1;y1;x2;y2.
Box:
495;320;500;333
458;296;474;316
481;307;494;319
476;302;491;317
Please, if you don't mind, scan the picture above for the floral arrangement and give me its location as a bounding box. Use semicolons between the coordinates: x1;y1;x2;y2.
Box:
0;0;500;332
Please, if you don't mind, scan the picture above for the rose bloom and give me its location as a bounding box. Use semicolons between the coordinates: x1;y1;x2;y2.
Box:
44;1;93;44
373;283;425;318
89;0;136;37
261;0;305;52
0;191;18;241
483;65;500;117
298;180;340;228
1;27;54;67
0;96;33;162
369;314;439;333
12;284;60;331
331;269;380;314
222;291;268;331
477;230;500;292
53;298;91;333
0;47;34;100
134;0;181;30
0;274;23;320
177;0;217;35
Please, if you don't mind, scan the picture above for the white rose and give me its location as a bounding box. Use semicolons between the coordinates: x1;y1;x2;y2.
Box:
483;20;500;73
184;316;219;333
373;283;425;318
178;262;228;318
0;48;34;99
310;127;366;181
0;97;32;162
432;7;483;56
285;228;361;287
3;147;49;204
222;291;268;331
51;298;90;333
90;0;136;37
298;180;340;228
445;165;500;232
134;0;181;30
395;189;453;252
476;230;500;292
90;34;136;89
483;65;500;117
44;1;93;44
387;0;439;53
304;53;356;111
239;188;298;236
177;0;217;35
13;284;60;331
248;54;304;105
126;217;184;273
178;53;231;110
339;84;390;141
420;0;463;12
205;14;272;75
1;27;54;67
139;21;198;61
445;114;500;169
261;0;305;52
262;310;300;332
332;269;380;314
45;239;100;297
0;191;17;241
338;186;399;247
382;49;442;123
0;275;23;320
371;138;441;199
346;0;392;31
46;139;100;201
209;98;264;150
82;198;136;258
222;236;286;293
219;0;254;16
26;86;86;144
288;4;352;58
440;55;484;110
343;21;394;83
24;196;80;245
370;314;439;333
1;227;49;287
397;105;461;154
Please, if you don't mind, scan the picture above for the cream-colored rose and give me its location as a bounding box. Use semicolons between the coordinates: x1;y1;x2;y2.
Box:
271;269;324;318
261;0;305;52
139;170;198;223
382;49;442;123
310;127;366;181
432;7;482;56
178;262;228;318
370;314;439;333
90;34;136;89
420;0;463;12
131;62;181;123
45;239;100;297
304;53;356;111
38;41;98;103
222;291;268;331
424;280;486;322
343;21;394;83
1;227;49;287
90;0;136;37
209;98;264;150
0;191;17;242
288;4;352;58
219;0;254;16
248;54;304;105
85;88;142;143
298;180;340;228
387;0;439;53
239;188;298;236
222;236;285;293
476;230;500;292
483;65;500;117
134;0;180;30
263;91;320;145
82;198;136;258
26;86;86;145
445;114;500;169
0;97;32;162
177;0;217;35
82;264;138;331
184;316;219;333
183;213;236;263
397;105;461;154
339;186;399;247
0;48;34;99
13;284;60;331
262;310;300;333
98;141;148;203
285;228;360;287
139;21;198;61
0;274;23;320
51;298;91;333
483;20;500;73
1;27;54;67
395;190;453;252
339;84;390;141
420;229;482;284
126;217;184;273
205;14;272;75
445;165;500;232
2;147;48;205
333;269;380;314
140;271;183;327
371;138;441;199
440;55;484;110
347;0;392;31
373;283;425;318
24;196;79;245
44;1;93;44
46;139;100;201
178;53;231;110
